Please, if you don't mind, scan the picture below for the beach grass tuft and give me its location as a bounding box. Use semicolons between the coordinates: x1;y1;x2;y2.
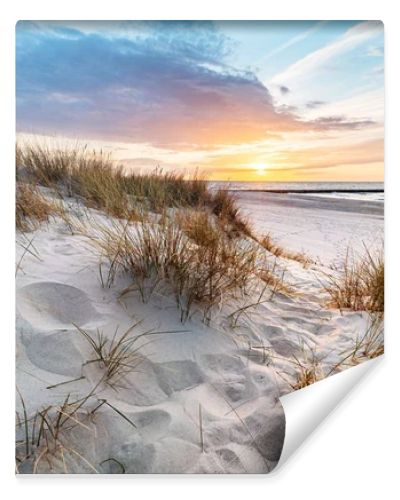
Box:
349;315;384;362
16;182;62;231
259;233;312;266
15;391;99;474
75;322;148;388
88;212;265;323
324;245;384;313
16;387;144;473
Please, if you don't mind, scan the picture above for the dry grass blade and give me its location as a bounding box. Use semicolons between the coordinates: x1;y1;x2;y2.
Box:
61;445;99;474
97;399;137;429
46;376;85;390
15;234;43;276
199;404;204;453
99;457;126;473
16;387;29;459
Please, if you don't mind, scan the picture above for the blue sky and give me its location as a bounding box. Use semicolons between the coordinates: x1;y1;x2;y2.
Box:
16;20;384;181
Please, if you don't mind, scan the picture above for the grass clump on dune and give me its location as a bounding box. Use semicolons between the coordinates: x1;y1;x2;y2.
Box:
16;389;99;474
16;182;61;232
292;359;324;390
176;209;223;248
16;141;250;235
325;246;384;313
16;388;137;473
17;142;136;219
75;322;145;388
348;315;384;362
209;188;252;237
90;211;264;323
121;169;210;212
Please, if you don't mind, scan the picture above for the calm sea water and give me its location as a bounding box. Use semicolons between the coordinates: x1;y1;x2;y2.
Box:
210;181;384;192
210;181;384;202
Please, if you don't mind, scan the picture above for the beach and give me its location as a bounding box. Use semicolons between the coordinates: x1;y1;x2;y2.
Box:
235;189;384;267
15;178;383;473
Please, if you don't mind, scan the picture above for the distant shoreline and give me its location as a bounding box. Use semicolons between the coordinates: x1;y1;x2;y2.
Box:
227;188;384;194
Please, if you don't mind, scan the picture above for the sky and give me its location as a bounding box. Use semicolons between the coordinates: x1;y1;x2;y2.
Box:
16;20;384;182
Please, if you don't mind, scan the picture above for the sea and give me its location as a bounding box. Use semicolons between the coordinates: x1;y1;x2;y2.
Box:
210;181;384;203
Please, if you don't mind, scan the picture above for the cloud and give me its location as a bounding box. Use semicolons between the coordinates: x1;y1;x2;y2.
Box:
16;21;305;149
305;88;384;123
259;21;326;62
201;137;383;175
279;85;290;95
16;21;378;151
270;21;383;86
271;138;384;173
310;115;375;130
306;100;326;109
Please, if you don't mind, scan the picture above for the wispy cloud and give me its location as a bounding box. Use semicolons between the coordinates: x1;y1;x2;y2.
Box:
270;21;383;86
306;100;326;109
305;88;384;123
260;21;326;62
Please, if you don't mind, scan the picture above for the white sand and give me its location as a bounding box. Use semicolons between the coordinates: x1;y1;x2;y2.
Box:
235;191;384;267
15;192;382;473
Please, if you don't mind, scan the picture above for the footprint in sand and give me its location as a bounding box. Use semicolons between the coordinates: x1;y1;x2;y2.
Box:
152;360;204;395
130;409;171;440
17;281;100;330
25;330;84;377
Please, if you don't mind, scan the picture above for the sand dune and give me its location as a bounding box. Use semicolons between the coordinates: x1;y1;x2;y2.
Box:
15;193;381;473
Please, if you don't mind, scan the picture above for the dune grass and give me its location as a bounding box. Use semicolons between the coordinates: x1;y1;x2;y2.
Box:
259;233;312;266
16;182;62;232
264;344;327;391
75;322;185;388
16;385;141;473
175;209;221;248
291;353;325;390
16;141;286;326
209;188;252;237
325;246;384;313
88;210;267;323
75;323;144;388
16;141;250;234
349;315;384;362
17;142;138;219
15;390;99;474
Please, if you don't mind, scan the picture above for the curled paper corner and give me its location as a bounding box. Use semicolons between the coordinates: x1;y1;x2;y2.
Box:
275;357;383;472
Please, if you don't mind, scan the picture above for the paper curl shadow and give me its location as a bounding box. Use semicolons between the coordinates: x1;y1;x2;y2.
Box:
275;357;383;472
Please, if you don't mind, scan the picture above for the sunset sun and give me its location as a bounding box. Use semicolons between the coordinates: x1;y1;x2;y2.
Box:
254;163;269;175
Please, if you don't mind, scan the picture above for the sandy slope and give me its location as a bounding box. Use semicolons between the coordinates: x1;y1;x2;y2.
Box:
15;194;379;473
